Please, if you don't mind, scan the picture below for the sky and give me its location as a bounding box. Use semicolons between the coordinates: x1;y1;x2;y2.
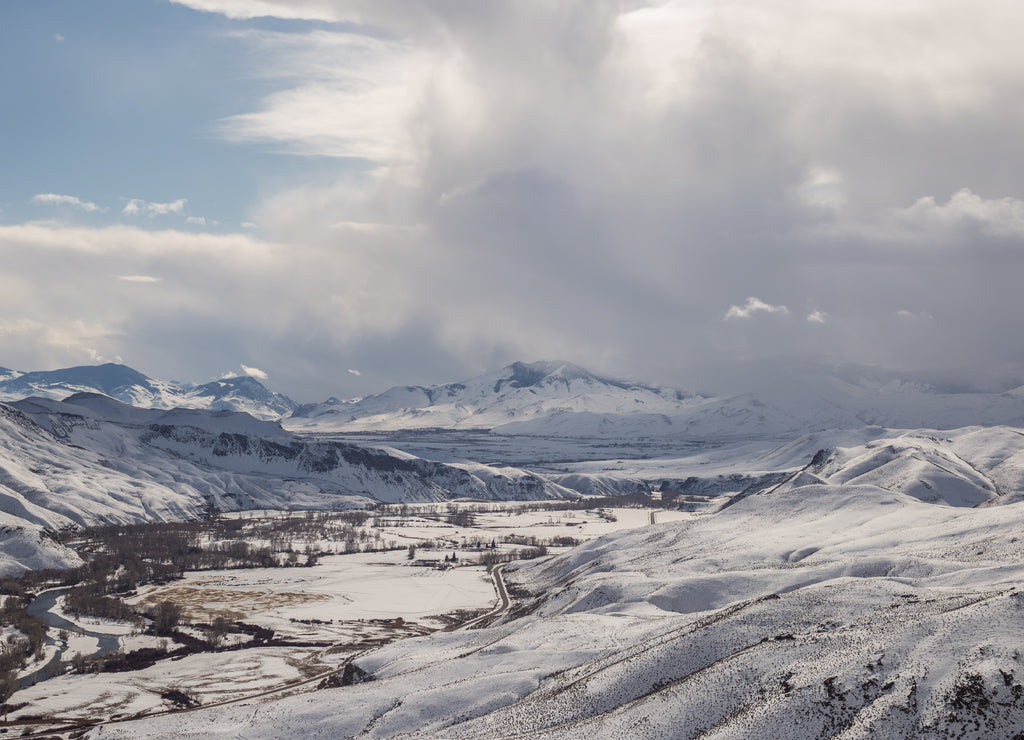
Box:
3;0;1024;402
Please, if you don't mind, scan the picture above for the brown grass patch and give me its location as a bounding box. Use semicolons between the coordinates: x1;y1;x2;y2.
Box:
135;586;330;621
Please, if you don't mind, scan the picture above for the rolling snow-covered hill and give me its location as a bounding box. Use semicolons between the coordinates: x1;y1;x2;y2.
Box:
554;425;1024;509
0;363;297;420
776;427;1024;508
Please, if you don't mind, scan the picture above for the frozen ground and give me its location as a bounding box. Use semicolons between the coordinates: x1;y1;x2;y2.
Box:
12;647;320;723
8;420;1024;737
3;505;676;731
87;480;1024;739
128;548;496;640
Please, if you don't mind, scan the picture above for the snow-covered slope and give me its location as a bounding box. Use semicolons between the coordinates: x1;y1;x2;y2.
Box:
0;511;81;575
287;360;1024;440
0;395;581;573
99;479;1024;739
0;363;297;420
286;361;702;433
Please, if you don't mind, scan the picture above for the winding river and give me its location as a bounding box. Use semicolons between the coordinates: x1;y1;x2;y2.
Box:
22;588;123;687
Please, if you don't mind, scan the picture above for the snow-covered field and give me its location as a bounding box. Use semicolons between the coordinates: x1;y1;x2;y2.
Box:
88;482;1024;739
4;505;680;732
367;505;692;550
129;549;497;639
14;647;319;723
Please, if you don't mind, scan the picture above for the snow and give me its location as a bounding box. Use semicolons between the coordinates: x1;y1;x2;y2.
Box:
66;632;100;658
0;395;583;572
5;362;1024;736
86;482;1024;739
12;647;314;722
128;550;497;638
50;597;139;637
285;360;1024;442
0;512;81;574
286;360;703;434
0;363;296;421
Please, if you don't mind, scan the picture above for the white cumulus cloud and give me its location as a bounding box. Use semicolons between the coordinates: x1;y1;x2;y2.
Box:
123;198;188;216
725;297;791;320
240;364;269;380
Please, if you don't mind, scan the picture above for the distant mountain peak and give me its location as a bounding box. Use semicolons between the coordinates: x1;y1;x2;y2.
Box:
0;363;296;420
498;361;589;391
286;360;699;432
3;362;153;396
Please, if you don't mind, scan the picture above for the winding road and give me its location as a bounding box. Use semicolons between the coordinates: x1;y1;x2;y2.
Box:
459;564;511;630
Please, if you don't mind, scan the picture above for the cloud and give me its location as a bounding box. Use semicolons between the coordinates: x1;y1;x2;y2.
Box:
215;2;1024;395
116;275;161;283
347;368;360;376
896;188;1024;239
123;198;188;216
32;193;100;212
167;1;443;27
215;31;426;162
897;310;934;321
168;0;351;22
725;298;791;320
0;318;121;366
796;166;845;209
186;216;207;226
55;33;65;42
86;348;123;364
240;364;268;380
10;2;1024;398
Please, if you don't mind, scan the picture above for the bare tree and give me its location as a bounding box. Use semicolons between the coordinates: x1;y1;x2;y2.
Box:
149;601;182;634
0;668;19;706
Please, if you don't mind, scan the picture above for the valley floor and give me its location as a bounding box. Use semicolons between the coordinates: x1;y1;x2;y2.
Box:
1;504;686;737
80;483;1024;740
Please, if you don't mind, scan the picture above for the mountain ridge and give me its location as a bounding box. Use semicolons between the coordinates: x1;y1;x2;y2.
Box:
287;360;1024;439
286;360;701;433
0;363;297;420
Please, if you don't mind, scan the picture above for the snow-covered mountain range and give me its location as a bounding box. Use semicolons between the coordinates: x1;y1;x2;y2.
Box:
0;363;297;420
286;360;1024;439
5;358;1024;735
7;360;1024;442
5;388;1021;565
287;360;701;432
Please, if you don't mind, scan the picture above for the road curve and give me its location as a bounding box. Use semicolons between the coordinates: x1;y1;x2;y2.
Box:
460;564;510;630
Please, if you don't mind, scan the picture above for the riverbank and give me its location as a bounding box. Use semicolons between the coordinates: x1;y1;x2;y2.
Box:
21;588;132;687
